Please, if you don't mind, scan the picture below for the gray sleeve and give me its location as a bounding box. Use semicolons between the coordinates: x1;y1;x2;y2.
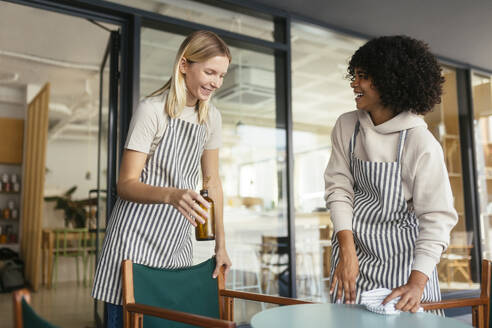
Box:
324;116;355;233
411;136;458;278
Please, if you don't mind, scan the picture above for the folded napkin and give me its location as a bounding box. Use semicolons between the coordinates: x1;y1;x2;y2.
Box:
360;288;423;315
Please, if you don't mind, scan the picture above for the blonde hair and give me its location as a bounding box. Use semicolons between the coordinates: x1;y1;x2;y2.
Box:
150;30;231;124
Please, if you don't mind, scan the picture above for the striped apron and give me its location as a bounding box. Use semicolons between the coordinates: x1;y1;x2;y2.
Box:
92;117;207;305
329;121;442;311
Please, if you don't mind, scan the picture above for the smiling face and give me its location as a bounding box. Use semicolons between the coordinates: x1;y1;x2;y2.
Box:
350;68;383;113
180;55;229;106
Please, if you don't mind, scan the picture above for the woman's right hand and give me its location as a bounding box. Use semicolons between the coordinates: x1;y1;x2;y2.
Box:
330;231;359;304
167;188;210;227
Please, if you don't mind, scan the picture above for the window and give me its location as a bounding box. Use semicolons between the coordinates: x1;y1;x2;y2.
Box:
111;0;274;41
424;67;478;290
472;73;492;261
291;21;365;301
139;27;285;324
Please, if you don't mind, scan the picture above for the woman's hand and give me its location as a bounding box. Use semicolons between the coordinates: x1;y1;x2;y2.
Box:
167;188;210;227
382;270;428;313
330;246;359;304
213;247;232;279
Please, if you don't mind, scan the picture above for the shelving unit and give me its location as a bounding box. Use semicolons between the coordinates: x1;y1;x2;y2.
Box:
0;84;26;253
0;156;23;253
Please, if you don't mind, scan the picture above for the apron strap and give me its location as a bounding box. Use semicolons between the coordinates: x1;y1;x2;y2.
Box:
349;121;360;156
350;120;408;164
396;129;407;164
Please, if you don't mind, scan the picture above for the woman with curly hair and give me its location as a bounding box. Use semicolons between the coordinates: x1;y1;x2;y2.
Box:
324;35;457;313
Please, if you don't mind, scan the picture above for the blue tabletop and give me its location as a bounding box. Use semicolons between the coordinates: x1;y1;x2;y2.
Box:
250;304;472;328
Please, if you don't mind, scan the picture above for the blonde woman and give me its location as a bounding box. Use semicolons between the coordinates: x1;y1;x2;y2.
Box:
92;30;232;327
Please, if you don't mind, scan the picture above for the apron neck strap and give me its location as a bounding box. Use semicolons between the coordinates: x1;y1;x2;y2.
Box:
350;121;408;164
349;121;360;156
396;129;407;164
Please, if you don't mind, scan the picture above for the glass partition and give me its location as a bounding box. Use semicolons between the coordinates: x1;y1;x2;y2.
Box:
425;67;478;290
111;0;274;41
140;27;286;324
471;73;492;260
291;21;366;301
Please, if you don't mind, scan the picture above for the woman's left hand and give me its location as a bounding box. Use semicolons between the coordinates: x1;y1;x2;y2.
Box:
213;247;232;279
382;270;428;313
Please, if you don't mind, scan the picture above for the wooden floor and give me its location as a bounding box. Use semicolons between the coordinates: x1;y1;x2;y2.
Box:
1;281;94;328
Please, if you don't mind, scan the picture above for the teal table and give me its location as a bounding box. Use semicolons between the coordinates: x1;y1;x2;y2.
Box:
250;304;472;328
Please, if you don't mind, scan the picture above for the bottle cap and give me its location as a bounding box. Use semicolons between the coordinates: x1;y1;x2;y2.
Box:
200;189;208;197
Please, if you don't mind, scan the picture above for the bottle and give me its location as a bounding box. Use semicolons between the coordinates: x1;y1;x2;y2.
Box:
11;174;20;193
195;189;215;241
3;205;10;219
4;225;12;243
8;200;18;220
0;226;5;244
1;173;10;192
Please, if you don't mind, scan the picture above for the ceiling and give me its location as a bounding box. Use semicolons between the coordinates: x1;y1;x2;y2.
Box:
0;2;114;141
0;0;365;143
254;0;492;73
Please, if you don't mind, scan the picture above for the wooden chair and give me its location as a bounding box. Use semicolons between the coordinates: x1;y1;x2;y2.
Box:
422;259;491;328
122;257;311;328
259;236;289;294
13;288;58;328
51;228;88;288
439;245;474;285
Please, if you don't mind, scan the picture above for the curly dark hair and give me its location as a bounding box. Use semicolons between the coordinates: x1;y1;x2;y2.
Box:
348;35;444;115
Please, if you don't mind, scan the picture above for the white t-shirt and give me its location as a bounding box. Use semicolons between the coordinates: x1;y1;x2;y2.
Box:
125;92;222;156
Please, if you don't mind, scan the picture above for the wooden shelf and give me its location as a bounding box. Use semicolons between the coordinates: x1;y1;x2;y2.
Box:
0;191;20;195
449;173;462;178
0;218;19;222
0;243;20;250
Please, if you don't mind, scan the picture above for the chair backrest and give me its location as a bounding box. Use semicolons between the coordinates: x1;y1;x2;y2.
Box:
484;260;491;327
124;257;220;328
13;288;58;328
422;259;491;328
53;228;88;256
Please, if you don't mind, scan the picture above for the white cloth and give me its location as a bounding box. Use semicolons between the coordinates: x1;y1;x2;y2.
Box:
360;288;423;315
125;92;223;156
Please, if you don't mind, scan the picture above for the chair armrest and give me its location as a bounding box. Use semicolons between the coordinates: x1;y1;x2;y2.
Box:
220;289;313;305
125;303;235;328
421;297;489;310
13;288;31;328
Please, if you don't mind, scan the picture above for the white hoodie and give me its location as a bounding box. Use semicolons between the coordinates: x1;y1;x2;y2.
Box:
324;109;458;278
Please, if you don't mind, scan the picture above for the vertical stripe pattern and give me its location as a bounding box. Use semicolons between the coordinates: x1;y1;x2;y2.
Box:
329;121;442;314
92;118;207;305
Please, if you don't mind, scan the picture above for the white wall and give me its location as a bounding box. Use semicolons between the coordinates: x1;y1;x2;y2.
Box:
44;137;100;200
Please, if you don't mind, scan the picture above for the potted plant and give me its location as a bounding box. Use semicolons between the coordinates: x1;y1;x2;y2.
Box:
44;186;90;228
